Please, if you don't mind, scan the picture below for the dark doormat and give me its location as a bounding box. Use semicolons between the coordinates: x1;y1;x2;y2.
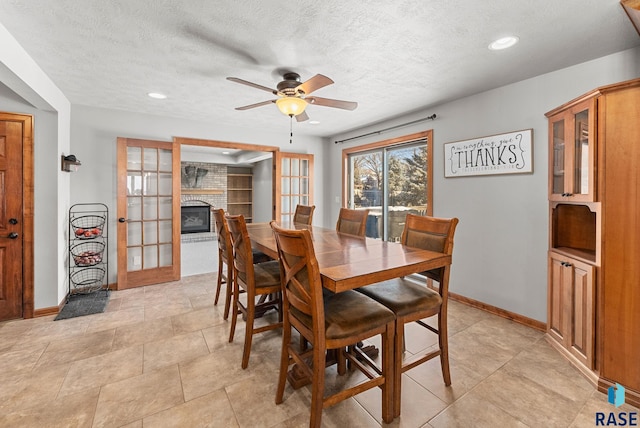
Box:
55;291;110;321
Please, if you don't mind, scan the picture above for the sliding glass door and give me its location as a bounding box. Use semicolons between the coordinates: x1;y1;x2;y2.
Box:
346;131;432;241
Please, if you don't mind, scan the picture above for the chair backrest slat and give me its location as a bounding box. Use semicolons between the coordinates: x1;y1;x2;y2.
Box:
225;214;255;286
293;204;315;225
336;208;369;237
271;221;324;334
401;214;459;283
212;208;233;264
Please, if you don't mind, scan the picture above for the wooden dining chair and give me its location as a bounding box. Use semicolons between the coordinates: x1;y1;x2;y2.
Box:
212;208;234;320
226;214;282;369
293;204;315;225
270;221;396;427
335;207;369;237
212;209;272;319
357;214;459;417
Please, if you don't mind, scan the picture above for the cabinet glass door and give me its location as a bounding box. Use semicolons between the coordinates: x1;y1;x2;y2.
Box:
548;99;595;202
573;109;590;196
551;118;566;196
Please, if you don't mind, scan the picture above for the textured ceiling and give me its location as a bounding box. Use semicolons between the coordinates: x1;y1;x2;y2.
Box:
0;0;638;137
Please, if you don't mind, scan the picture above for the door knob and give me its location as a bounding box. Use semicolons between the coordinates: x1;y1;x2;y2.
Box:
118;218;126;223
9;218;18;225
8;232;18;239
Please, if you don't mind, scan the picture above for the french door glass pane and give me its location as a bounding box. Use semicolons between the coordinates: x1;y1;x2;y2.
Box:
158;220;172;243
144;246;158;268
143;221;158;245
127;222;142;246
127;147;141;170
159;244;172;267
159;149;172;172
128;197;142;221
144;148;157;170
128;247;142;271
127;172;142;195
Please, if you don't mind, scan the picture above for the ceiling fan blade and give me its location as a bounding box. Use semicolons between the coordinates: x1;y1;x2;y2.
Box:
227;77;278;95
306;96;358;111
296;111;309;122
296;74;334;95
235;100;276;110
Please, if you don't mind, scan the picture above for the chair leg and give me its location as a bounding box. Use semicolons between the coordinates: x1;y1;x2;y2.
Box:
275;319;291;405
438;312;451;386
310;343;326;428
228;276;239;343
214;252;223;306
382;322;395;424
393;319;404;418
223;262;233;320
241;294;256;369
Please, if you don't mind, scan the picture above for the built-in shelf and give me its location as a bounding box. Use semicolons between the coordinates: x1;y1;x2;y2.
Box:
180;189;224;195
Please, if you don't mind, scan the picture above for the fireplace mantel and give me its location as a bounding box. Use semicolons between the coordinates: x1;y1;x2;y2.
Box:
181;189;224;195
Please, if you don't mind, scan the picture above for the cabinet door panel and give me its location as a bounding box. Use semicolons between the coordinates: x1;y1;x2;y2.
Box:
548;254;567;344
570;261;595;368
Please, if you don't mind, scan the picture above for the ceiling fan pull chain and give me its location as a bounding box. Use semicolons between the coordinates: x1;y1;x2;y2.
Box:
289;115;294;144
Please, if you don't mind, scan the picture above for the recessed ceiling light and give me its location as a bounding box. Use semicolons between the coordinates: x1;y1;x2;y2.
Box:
222;151;230;155
309;120;320;125
147;92;167;99
488;36;519;51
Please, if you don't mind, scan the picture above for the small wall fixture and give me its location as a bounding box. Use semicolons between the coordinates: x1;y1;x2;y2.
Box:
61;154;81;172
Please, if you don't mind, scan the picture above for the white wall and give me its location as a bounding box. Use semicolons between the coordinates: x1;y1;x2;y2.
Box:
0;22;72;310
326;47;640;323
70;105;325;283
253;158;273;223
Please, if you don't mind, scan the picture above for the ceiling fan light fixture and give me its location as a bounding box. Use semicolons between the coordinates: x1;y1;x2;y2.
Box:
276;97;307;116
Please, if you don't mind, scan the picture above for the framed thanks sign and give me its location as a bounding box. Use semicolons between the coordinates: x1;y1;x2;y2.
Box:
444;129;533;178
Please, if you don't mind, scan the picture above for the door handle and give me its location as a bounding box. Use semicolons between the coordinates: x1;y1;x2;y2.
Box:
9;218;18;225
118;218;127;223
8;232;18;239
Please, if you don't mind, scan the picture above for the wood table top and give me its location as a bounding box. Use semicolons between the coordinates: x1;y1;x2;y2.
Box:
247;222;451;293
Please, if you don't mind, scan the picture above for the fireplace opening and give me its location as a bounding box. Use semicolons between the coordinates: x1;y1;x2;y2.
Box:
181;205;211;234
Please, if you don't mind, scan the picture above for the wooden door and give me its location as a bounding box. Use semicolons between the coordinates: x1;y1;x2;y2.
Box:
274;152;314;223
0;117;27;319
117;138;180;289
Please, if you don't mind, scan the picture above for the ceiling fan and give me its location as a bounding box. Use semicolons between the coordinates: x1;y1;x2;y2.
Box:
226;72;357;122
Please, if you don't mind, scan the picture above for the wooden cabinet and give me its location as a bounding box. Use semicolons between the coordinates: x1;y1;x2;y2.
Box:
227;167;253;221
546;78;640;407
547;98;596;202
548;252;595;369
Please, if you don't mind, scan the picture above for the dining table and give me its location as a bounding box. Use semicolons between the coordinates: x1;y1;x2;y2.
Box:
246;221;452;293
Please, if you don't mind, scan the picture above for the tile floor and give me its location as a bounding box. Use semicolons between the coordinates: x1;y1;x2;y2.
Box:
0;273;636;427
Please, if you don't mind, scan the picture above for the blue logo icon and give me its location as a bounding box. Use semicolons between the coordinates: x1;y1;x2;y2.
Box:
608;383;625;408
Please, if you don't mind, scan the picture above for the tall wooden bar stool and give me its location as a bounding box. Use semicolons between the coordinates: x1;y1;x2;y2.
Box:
358;214;459;417
212;208;234;320
271;222;396;427
293;204;315;225
226;214;282;369
335;208;369;237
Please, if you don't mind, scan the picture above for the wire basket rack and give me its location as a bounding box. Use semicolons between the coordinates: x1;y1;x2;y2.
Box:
71;241;105;266
70;266;106;293
70;214;106;239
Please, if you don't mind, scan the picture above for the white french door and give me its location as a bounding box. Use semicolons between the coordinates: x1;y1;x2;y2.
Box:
116;138;181;289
